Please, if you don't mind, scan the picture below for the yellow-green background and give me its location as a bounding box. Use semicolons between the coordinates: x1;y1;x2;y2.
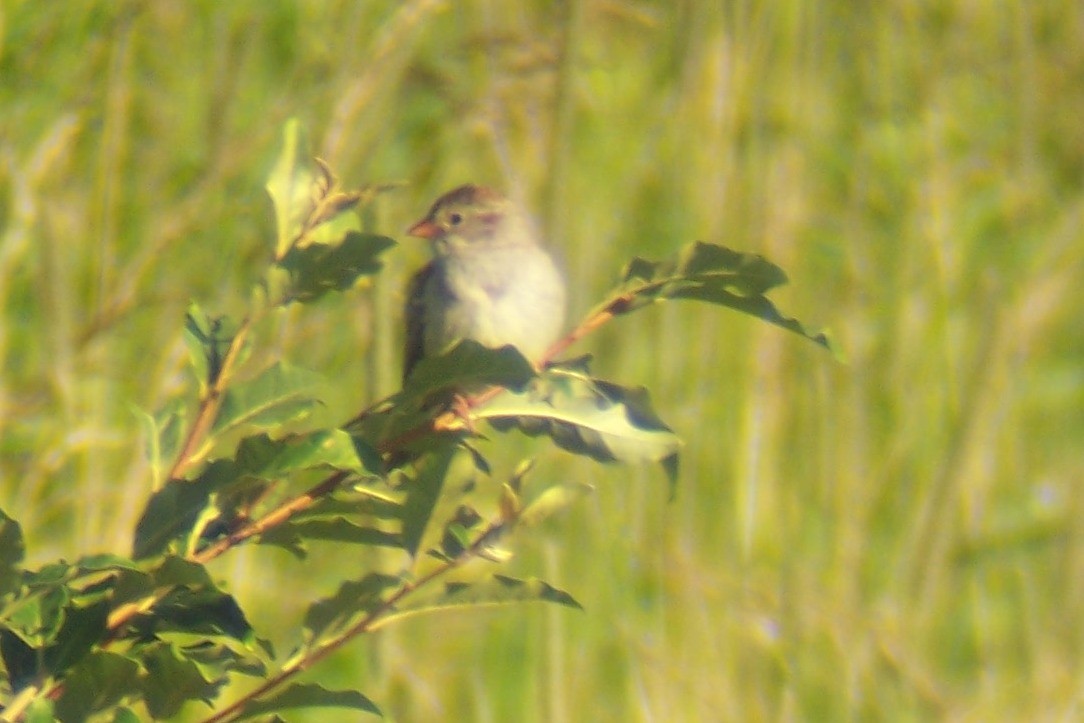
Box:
3;1;1083;720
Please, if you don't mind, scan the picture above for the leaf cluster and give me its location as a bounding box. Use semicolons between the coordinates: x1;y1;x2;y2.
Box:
0;121;829;720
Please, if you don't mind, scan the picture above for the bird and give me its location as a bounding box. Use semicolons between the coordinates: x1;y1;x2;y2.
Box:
403;184;567;382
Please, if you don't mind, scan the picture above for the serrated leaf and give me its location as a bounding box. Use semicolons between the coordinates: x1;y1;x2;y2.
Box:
302;573;401;642
266;119;317;259
237;682;381;719
275;231;396;305
606;241;831;351
374;574;582;629
477;371;682;492
212;362;323;435
0;507;25;595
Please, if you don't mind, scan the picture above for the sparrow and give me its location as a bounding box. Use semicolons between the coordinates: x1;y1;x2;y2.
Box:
403;185;566;382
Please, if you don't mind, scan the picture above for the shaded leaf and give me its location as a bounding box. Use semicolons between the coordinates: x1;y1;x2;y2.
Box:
141;641;226;719
375;574;582;629
0;507;25;596
303;573;401;642
53;651;141;721
260;517;401;552
1;628;37;691
132;466;225;559
404;340;536;397
42;599;110;678
276;231;396;305
183;302;241;392
398;446;455;559
238;682;381;720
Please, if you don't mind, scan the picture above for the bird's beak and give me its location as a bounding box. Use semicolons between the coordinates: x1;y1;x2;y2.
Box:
408;218;440;239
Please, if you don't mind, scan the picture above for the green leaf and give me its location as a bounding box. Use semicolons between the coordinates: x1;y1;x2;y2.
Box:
275;230;396;305
132;467;224;560
183;302;240;392
352;342;538;453
110;707;141;723
135;398;187;485
0;507;25;595
260;517;401;554
1;628;38;691
132;430;375;559
266;118;316;259
302;572;401;642
53;651;141;721
150;586;253;641
42;599;110;678
478;370;683;493
237;682;381;719
375;574;582;629
400;446;483;559
607;241;832;351
134;557;253;642
233;430;378;478
23;699;55;723
140;641;226;719
212;362;323;435
404;340;537;396
518;482;595;528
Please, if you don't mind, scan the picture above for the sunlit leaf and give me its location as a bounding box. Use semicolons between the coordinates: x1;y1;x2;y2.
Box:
237;682;381;719
212;362;323;435
478;370;682;493
134;398;187;485
266;119;316;259
603;241;832;351
518;482;594;528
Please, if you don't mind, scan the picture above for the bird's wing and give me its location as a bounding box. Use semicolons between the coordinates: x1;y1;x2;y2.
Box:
403;262;435;384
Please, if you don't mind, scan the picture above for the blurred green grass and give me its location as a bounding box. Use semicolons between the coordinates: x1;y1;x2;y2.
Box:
3;0;1083;720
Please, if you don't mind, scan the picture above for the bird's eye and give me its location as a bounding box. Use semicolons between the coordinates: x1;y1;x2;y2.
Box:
448;212;463;226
